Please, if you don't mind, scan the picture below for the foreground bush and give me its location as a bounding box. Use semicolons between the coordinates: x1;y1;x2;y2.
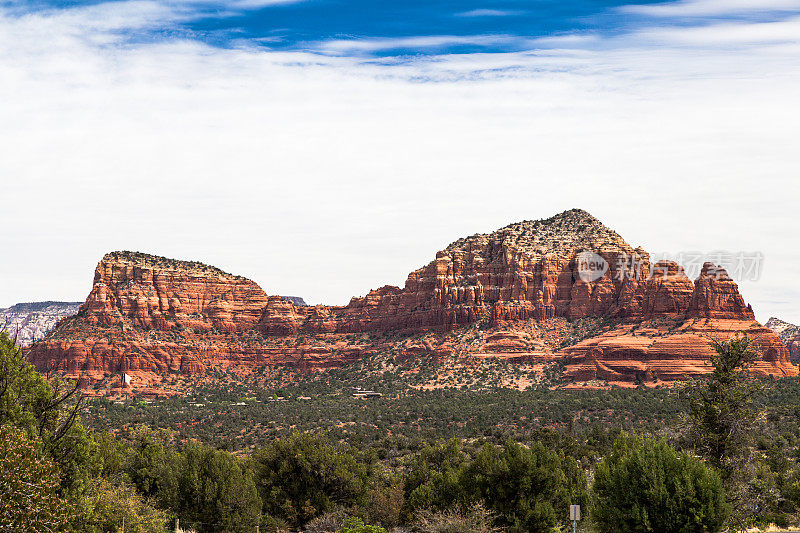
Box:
593;433;728;533
403;439;587;532
303;510;344;532
338;517;386;533
84;478;168;533
460;440;588;533
404;439;469;516
162;440;262;533
254;433;371;527
412;503;500;533
0;424;70;532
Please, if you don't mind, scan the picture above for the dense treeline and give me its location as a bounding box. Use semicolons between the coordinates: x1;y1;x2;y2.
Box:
5;331;800;532
86;381;682;452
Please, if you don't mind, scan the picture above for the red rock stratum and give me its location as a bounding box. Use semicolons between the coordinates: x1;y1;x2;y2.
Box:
27;209;797;386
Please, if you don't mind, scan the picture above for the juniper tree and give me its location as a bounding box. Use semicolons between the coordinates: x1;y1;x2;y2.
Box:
683;333;766;529
592;433;728;533
684;334;761;480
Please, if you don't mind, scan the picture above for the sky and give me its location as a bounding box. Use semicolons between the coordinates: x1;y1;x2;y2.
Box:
1;0;799;323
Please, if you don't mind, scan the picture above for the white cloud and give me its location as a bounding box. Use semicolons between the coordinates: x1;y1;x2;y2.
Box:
620;0;800;16
318;34;531;54
180;0;306;8
455;9;521;17
634;15;800;45
209;0;302;5
529;33;599;48
1;1;800;324
0;0;176;38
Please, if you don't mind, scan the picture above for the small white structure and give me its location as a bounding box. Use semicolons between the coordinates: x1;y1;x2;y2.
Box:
353;390;382;398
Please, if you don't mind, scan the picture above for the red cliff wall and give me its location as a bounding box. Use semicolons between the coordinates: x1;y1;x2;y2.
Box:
27;212;796;384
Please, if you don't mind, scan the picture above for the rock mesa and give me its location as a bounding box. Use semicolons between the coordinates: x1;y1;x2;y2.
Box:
27;210;797;385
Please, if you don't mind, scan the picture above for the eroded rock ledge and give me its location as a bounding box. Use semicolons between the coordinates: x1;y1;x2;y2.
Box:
27;209;797;385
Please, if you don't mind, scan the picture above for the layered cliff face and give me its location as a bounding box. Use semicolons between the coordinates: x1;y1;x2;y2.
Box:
561;318;789;383
82;251;269;332
300;209;645;332
1;301;82;346
766;317;800;362
247;210;755;337
27;253;363;376
27;210;797;388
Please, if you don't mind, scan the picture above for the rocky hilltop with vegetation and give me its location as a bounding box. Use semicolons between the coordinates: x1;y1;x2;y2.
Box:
27;209;797;390
99;250;247;279
1;301;82;346
445;208;637;259
767;316;800;362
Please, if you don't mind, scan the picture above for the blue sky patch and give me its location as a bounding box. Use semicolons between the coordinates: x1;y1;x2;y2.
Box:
7;0;799;57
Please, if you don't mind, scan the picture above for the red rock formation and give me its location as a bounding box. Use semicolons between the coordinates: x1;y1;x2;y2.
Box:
27;252;361;375
634;261;695;319
81;251;268;332
257;296;306;335
27;209;797;387
688;263;755;320
561;319;794;383
786;334;800;363
765;317;800;363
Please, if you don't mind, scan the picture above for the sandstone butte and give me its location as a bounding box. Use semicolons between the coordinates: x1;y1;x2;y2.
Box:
784;336;800;363
27;209;797;388
766;317;800;363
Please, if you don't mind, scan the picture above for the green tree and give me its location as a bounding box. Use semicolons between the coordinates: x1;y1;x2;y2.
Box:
0;332;97;520
94;430;126;480
683;333;767;528
0;424;70;531
253;432;371;527
459;440;588;533
165;440;261;533
404;439;469;517
84;478;168;533
126;426;170;497
593;433;728;533
685;333;761;479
